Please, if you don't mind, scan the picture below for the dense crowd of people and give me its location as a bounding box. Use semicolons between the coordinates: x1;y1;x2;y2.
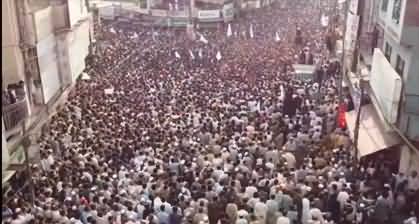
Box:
3;0;419;224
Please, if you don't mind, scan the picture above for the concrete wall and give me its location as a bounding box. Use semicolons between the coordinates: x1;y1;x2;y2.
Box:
382;29;419;140
378;0;419;46
68;0;89;27
1;0;26;89
399;145;419;174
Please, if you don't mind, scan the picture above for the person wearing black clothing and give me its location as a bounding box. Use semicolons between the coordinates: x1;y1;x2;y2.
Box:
327;184;341;223
169;206;182;224
299;48;314;65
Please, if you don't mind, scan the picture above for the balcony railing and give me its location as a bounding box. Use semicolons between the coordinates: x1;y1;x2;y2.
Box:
2;99;29;131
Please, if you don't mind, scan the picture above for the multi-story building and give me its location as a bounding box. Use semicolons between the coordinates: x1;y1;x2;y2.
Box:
2;0;92;185
344;0;419;173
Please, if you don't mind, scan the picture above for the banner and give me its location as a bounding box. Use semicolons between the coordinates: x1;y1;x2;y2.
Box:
370;48;402;124
198;10;220;19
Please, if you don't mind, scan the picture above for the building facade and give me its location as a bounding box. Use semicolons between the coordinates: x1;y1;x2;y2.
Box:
344;0;419;173
2;0;92;184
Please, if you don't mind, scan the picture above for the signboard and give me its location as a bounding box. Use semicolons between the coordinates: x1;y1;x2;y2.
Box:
37;34;61;103
168;10;188;18
151;9;168;17
223;3;235;22
292;64;316;81
344;12;360;51
168;18;189;27
99;5;116;20
198;10;221;19
370;48;402;124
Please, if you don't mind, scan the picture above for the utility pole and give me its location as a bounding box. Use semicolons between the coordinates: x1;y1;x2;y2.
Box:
351;0;365;72
338;0;349;105
188;0;193;24
21;121;35;206
352;79;364;166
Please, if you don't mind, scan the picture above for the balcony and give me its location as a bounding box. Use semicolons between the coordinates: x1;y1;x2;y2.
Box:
2;99;29;133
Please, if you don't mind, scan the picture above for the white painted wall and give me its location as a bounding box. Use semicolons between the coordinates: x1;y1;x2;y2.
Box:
1;0;26;89
68;0;89;27
399;145;419;174
382;30;419;96
382;32;419;140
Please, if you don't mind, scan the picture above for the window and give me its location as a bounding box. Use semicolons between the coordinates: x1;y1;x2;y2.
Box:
392;0;402;24
381;0;389;11
395;55;405;76
384;42;392;61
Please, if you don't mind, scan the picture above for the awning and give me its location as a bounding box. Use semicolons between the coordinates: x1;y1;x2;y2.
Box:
345;104;401;158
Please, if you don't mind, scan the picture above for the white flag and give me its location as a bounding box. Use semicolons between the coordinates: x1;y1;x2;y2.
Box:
227;24;232;37
249;100;260;112
198;49;203;58
249;24;254;39
81;72;90;80
152;31;159;40
216;51;222;61
321;14;329;27
189;50;195;59
199;35;208;44
131;33;138;39
275;32;280;42
175;51;181;58
104;87;114;95
152;31;156;41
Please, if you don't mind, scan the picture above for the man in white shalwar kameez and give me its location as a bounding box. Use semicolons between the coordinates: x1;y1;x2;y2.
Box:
301;198;311;224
